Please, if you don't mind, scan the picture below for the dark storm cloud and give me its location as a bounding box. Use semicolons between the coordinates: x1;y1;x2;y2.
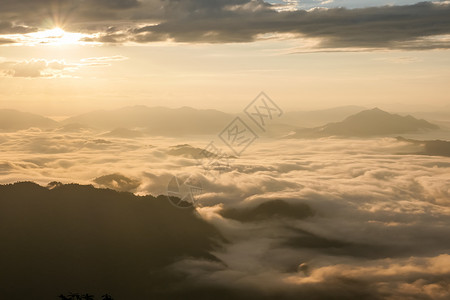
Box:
1;0;450;49
0;0;154;32
0;21;37;34
0;38;16;45
130;1;450;49
94;0;141;9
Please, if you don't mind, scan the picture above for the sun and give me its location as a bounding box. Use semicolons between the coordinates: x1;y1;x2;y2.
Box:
31;27;65;40
46;27;66;37
26;27;91;46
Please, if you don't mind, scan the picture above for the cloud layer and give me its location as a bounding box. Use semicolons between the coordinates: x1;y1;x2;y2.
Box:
0;56;128;78
0;126;449;298
1;1;450;50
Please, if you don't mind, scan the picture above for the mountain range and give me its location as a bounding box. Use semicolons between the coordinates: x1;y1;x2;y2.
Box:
63;105;232;136
0;106;442;138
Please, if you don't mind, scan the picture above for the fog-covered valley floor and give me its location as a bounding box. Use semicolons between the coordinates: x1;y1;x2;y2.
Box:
1;127;449;299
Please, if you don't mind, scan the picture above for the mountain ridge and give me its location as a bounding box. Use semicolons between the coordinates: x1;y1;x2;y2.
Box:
0;181;224;299
62;105;233;135
0;106;443;138
291;107;438;138
0;109;58;131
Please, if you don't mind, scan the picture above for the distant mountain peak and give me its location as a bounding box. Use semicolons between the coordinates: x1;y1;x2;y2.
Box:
349;107;389;117
361;107;388;113
0;109;58;131
291;108;438;138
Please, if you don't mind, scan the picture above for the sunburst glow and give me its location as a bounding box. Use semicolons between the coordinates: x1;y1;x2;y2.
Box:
0;27;97;46
35;27;66;38
27;27;88;45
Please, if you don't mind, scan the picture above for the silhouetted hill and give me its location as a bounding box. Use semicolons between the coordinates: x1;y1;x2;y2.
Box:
63;106;233;135
291;108;438;138
101;127;144;138
93;173;141;191
0;109;58;131
56;122;93;132
220;200;314;222
167;144;226;159
280;105;366;127
0;182;223;300
396;136;450;157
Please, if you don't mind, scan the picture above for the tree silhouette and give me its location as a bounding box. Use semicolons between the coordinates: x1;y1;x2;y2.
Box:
68;292;81;300
58;295;71;300
82;294;94;300
102;294;113;300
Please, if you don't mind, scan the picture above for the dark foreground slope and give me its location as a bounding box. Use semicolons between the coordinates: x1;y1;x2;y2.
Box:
0;182;223;300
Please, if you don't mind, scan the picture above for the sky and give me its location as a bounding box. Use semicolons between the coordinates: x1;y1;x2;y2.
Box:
1;2;450;298
0;0;450;116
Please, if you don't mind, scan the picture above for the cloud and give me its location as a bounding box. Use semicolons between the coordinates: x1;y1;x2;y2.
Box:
0;38;16;45
0;59;75;78
0;21;37;34
0;56;129;78
80;55;129;63
80;55;129;66
0;0;161;31
374;56;421;64
0;127;449;298
1;1;450;50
